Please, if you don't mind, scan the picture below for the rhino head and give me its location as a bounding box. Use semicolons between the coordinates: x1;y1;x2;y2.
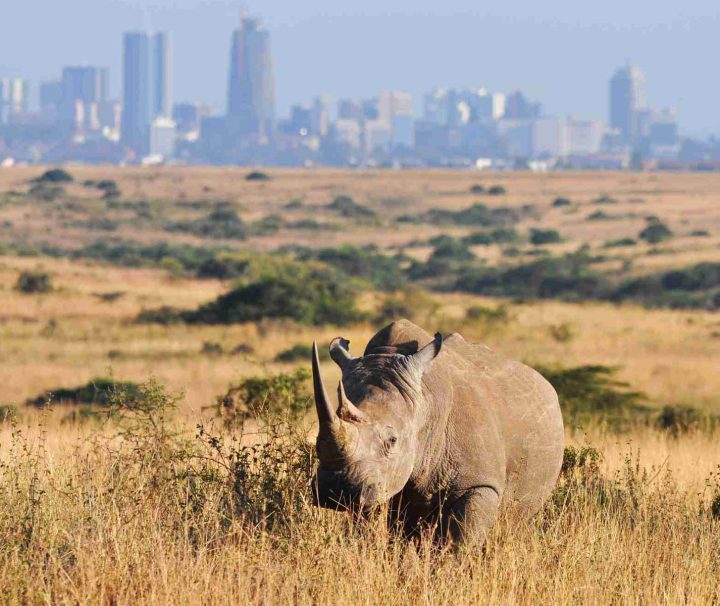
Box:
310;332;442;511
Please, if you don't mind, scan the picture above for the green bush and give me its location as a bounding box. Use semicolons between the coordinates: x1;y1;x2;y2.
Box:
400;203;521;227
245;171;271;181
326;195;376;219
604;238;636;248
26;377;142;407
165;208;248;240
275;344;330;363
469;184;485;194
535;364;649;428
487;185;507;195
639;220;672;244
28;183;65;201
177;263;364;326
530;228;562;245
15;270;52;294
552;197;572;207
214;368;311;426
294;245;405;292
32;168;73;183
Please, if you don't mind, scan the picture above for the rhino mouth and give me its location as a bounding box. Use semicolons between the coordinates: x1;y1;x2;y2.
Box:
311;469;384;512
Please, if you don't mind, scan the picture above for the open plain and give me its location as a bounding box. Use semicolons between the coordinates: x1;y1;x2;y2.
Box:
0;167;719;604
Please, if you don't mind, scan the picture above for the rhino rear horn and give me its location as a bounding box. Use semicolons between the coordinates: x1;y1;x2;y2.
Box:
329;337;353;370
409;332;443;374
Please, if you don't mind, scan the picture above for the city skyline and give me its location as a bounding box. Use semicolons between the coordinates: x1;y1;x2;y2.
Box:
1;1;719;137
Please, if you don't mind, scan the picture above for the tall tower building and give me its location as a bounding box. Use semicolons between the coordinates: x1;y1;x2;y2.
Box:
60;66;109;130
121;31;172;154
609;65;645;145
152;32;172;119
226;15;275;138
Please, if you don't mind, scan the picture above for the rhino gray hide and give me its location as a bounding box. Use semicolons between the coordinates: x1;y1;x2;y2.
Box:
310;319;564;546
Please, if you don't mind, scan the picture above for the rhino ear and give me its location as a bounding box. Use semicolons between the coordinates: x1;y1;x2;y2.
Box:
329;337;353;370
408;332;442;375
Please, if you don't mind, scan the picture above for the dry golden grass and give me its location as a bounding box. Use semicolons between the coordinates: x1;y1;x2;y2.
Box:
1;168;719;604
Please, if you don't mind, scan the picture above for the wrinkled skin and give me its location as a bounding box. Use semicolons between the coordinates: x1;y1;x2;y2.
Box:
311;319;564;547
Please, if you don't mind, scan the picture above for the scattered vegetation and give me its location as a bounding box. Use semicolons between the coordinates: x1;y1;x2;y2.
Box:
26;377;141;407
245;171;272;181
15;270;52;294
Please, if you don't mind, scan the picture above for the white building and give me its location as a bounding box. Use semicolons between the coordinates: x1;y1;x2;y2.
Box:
334;118;362;149
149;117;177;159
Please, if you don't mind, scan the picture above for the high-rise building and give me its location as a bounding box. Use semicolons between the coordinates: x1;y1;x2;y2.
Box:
60;66;109;130
39;81;63;119
152;32;172;119
609;65;645;145
227;15;275;138
504;91;542;120
0;78;29;124
122;31;173;155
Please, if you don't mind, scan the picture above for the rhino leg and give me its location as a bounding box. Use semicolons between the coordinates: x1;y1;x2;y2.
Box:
440;486;500;547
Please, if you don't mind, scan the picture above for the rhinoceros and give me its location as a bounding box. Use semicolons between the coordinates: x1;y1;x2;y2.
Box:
310;319;564;546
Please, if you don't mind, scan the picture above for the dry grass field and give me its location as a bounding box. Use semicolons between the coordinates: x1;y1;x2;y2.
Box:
0;167;719;604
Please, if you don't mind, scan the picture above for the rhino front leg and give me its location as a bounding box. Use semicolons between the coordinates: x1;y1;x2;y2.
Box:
441;486;500;548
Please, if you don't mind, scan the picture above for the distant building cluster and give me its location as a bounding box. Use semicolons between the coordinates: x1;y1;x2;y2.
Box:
1;13;719;169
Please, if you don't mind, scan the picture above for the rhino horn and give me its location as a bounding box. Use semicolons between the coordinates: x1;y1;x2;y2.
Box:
329;337;353;370
337;379;369;423
312;341;336;431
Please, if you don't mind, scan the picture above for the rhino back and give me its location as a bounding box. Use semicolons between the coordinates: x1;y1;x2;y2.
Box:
434;333;564;516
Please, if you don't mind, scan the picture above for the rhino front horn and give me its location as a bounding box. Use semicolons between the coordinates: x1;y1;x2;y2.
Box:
312;341;336;429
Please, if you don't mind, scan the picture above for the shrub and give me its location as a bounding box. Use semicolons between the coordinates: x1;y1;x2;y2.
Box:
294;245;405;292
28;183;65;201
604;238;636;248
178;264;364;326
403;203;521;227
326;195;376;219
469;184;485;194
32;168;73;183
285;198;303;209
15;270;52;294
530;228;562;245
201;342;224;355
275;344;330;363
552;197;572;207
26;377;142;407
653;405;716;436
639;220;672;244
487;185;506;195
214;368;311;426
593;195;618;205
690;229;710;237
465;304;510;331
535;364;649;428
245;171;271;181
166;208;248;240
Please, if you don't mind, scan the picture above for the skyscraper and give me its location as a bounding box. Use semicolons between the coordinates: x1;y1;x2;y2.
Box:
60;66;109;130
227;15;275;138
122;31;172;154
609;65;645;145
152;32;172;119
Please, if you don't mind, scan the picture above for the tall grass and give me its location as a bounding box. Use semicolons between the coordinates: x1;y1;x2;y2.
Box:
1;381;719;605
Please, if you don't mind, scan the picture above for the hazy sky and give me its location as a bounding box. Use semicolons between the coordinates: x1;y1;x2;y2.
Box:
2;1;718;135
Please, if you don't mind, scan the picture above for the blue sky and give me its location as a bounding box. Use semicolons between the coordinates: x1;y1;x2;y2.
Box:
2;1;718;135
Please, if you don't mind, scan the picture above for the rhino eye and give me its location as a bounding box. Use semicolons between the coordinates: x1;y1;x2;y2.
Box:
385;434;398;452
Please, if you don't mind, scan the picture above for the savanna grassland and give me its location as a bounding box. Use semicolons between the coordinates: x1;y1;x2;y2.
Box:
0;167;719;605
